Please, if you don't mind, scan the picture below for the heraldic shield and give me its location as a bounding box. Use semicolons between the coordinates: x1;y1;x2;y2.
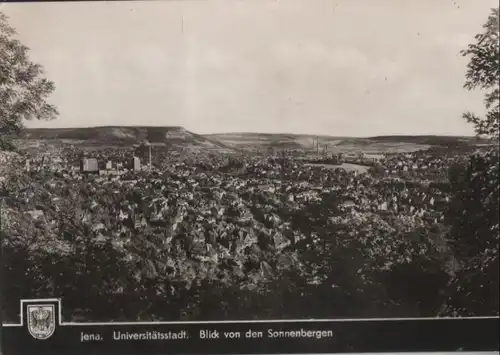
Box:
27;304;56;340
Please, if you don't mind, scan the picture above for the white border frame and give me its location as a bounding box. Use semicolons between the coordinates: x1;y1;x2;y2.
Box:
2;298;498;327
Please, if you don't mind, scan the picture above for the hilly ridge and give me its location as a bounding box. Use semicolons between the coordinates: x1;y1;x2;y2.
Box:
20;127;486;154
22;126;236;152
207;132;486;153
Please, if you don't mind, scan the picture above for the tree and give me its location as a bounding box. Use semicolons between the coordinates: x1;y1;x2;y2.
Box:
442;7;499;316
462;8;499;141
0;12;58;150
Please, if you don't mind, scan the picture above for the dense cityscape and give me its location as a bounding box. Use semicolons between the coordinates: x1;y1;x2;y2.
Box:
1;136;497;322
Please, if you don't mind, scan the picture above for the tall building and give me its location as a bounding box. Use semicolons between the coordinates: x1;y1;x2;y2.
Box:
80;158;98;173
129;156;141;171
135;156;141;171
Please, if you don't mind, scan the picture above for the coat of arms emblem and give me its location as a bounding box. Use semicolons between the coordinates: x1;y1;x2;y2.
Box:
27;304;56;340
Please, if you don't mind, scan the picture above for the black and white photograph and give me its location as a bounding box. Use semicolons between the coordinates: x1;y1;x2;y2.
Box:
0;0;499;354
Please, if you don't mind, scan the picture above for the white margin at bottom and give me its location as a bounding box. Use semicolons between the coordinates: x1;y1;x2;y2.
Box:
1;298;498;327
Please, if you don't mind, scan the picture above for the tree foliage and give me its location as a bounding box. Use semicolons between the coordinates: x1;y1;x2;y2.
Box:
442;8;500;316
0;12;58;150
461;7;499;140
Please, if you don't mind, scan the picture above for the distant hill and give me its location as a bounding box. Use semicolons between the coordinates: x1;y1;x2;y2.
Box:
20;128;487;154
22;126;236;152
363;135;486;147
206;132;346;150
206;132;487;153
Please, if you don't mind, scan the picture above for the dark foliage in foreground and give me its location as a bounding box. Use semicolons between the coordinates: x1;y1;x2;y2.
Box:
1;147;493;322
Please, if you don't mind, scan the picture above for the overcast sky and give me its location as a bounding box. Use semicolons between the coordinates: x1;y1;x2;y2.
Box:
2;0;497;136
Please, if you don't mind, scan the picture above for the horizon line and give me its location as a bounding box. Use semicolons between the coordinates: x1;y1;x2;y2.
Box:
23;126;480;139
